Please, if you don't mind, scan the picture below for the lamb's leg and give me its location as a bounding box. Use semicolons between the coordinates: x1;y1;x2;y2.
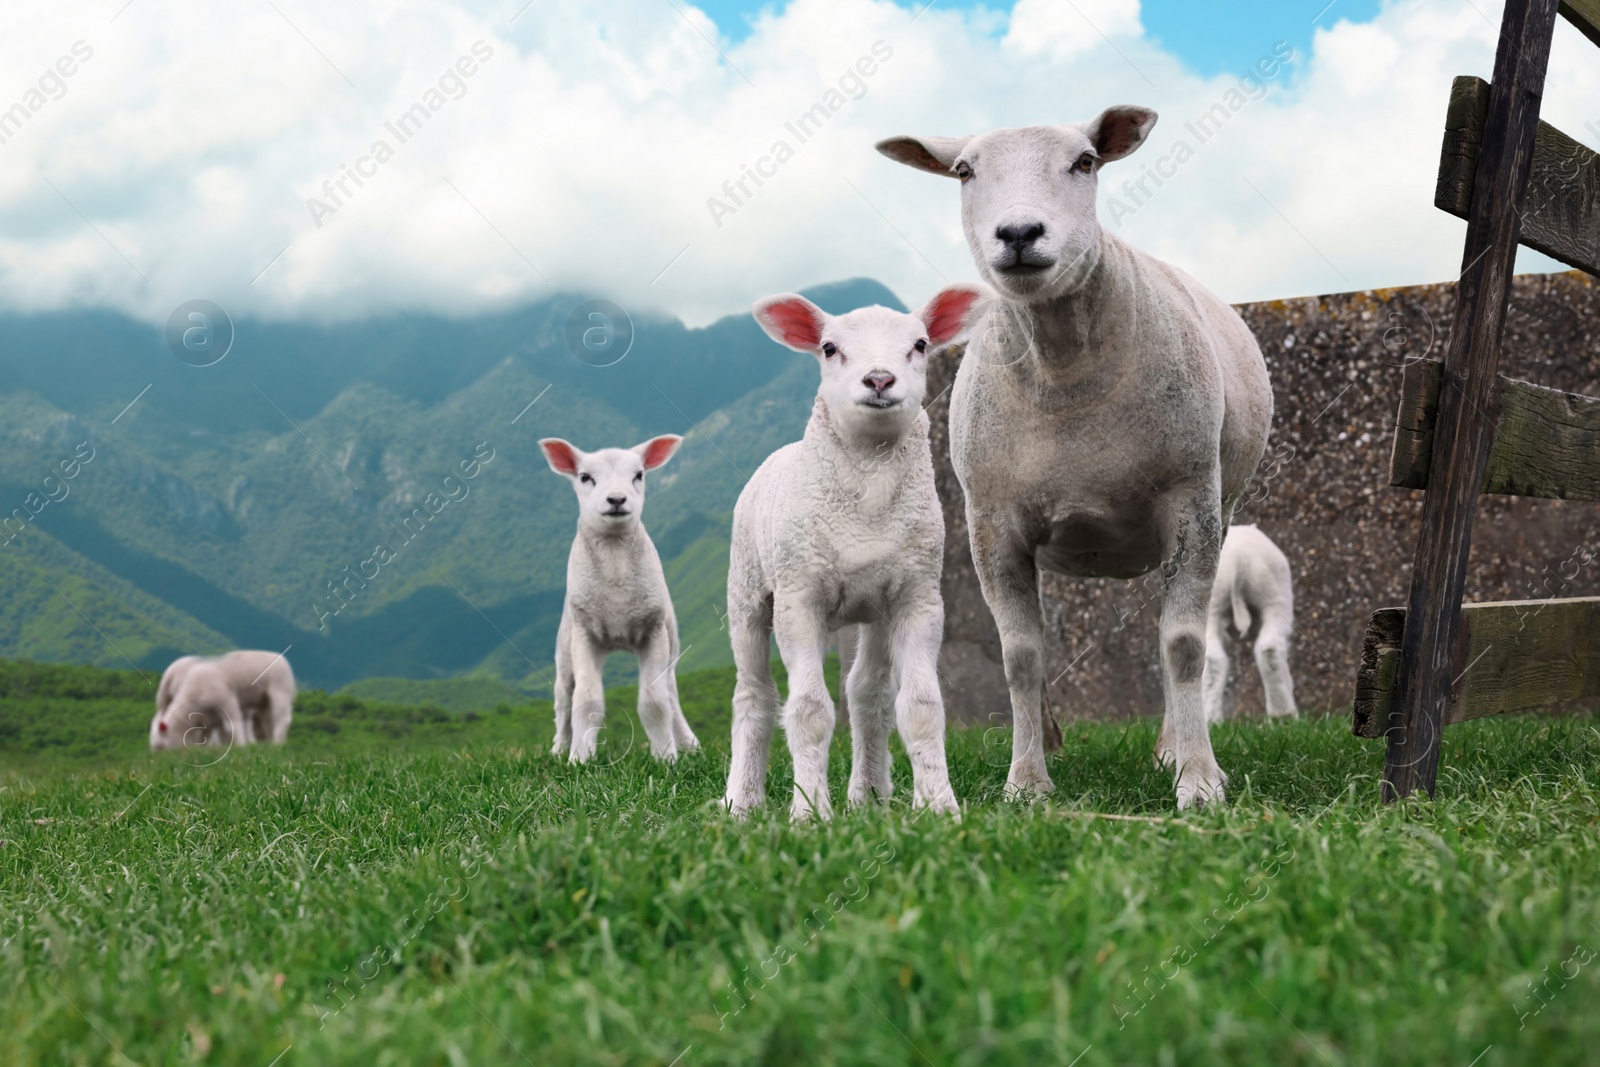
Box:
264;681;293;743
662;623;699;754
969;513;1053;797
566;629;608;764
1154;491;1228;809
216;697;249;749
892;602;959;815
1254;610;1298;719
552;613;575;757
835;624;857;731
1201;609;1231;725
725;609;778;816
773;599;834;821
665;672;700;754
635;629;681;761
846;622;894;807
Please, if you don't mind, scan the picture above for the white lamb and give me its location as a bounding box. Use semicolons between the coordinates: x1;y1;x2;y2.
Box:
723;285;986;820
1203;524;1297;723
149;650;296;750
541;435;699;763
879;108;1274;809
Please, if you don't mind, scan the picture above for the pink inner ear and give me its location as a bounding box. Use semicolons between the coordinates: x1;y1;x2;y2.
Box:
924;288;982;345
758;298;824;349
541;440;579;476
640;436;681;471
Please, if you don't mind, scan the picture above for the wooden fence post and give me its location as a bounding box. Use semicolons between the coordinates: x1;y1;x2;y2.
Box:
1382;0;1562;801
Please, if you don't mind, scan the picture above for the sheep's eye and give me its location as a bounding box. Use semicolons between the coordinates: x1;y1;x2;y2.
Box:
633;471;643;483
913;339;927;354
579;473;593;485
953;160;973;182
1074;153;1095;173
822;342;838;358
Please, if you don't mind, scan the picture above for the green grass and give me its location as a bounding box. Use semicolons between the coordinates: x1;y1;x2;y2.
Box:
2;659;1598;1065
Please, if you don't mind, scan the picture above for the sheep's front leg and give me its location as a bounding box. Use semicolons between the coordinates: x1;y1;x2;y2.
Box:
551;613;575;757
635;628;683;761
725;607;778;816
892;601;959;815
773;597;834;821
1254;609;1298;719
213;698;250;750
566;628;608;764
968;510;1053;798
1154;491;1228;809
846;622;894;807
267;690;294;743
1201;608;1231;725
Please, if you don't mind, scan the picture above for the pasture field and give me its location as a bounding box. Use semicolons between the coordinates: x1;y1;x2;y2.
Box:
3;661;1599;1065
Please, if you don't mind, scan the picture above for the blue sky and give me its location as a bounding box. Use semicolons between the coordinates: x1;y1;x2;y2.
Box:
692;0;1386;76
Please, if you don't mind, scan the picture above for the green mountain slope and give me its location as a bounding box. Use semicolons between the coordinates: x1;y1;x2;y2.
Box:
0;279;905;689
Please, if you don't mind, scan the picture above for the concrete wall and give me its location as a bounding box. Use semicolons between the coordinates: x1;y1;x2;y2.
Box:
927;270;1600;726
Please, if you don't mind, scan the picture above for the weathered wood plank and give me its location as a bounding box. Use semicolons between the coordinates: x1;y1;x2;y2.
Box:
1561;0;1600;47
1436;74;1600;278
1387;0;1560;801
1354;598;1600;738
1389;357;1600;501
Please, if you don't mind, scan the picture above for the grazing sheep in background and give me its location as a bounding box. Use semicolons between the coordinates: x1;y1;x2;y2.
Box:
541;435;699;764
878;107;1272;809
149;650;296;750
1204;524;1297;723
723;285;986;820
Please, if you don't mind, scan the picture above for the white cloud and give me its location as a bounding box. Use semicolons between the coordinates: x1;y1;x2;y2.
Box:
0;0;1585;329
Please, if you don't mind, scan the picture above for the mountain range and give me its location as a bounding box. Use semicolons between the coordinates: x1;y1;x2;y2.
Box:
0;278;904;693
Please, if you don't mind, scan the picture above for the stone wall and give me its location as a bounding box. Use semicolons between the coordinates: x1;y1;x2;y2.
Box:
926;270;1600;726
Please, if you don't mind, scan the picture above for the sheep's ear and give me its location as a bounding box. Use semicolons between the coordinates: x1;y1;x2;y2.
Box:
918;284;989;346
752;294;828;351
539;438;581;477
1086;106;1157;163
633;434;682;471
876;135;971;177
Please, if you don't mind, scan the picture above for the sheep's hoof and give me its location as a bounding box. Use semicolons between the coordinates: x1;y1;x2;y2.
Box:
1003;769;1055;801
847;779;893;808
914;792;962;820
1174;761;1227;811
789;795;834;823
724;792;764;820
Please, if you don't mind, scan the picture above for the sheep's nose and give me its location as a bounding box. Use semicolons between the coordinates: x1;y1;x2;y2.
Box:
864;372;896;393
606;494;627;507
995;222;1046;250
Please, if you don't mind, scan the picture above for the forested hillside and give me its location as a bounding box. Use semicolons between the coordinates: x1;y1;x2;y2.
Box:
0;279;902;690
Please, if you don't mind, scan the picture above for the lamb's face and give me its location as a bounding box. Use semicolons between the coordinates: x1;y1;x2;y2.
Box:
149;697;216;750
814;307;933;439
540;437;682;534
876;107;1157;303
752;286;988;444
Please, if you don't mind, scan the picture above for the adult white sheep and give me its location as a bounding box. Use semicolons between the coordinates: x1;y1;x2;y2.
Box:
723;285;986;820
1204;524;1297;724
149;650;296;750
540;435;699;764
878;108;1273;808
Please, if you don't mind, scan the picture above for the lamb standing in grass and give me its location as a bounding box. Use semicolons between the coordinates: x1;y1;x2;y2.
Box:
879;107;1273;809
541;435;699;763
1203;524;1297;723
723;286;986;820
149;650;296;750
